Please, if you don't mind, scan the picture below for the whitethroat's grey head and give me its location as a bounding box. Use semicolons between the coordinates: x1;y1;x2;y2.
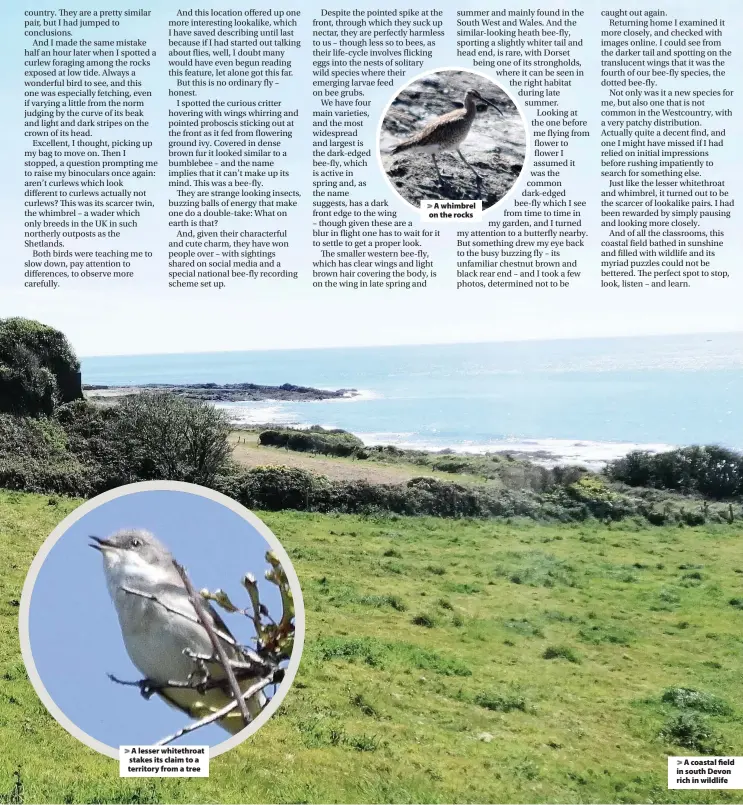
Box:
465;89;505;116
90;529;178;590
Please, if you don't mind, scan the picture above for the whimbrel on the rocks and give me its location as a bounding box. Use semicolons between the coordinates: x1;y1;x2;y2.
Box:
390;89;504;185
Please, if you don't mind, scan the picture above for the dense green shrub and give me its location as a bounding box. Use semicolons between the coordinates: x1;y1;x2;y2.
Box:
216;466;324;511
0;346;57;417
542;645;581;663
474;691;528;713
215;467;572;519
111;393;233;485
659;712;719;752
405;477;483;517
0;413;94;496
259;427;365;457
26;395;232;492
0;413;68;459
0;456;93;497
608;445;743;500
0;318;82;416
661;687;733;716
365;445;413;459
55;400;129;488
0;394;235;495
326;479;419;516
607;450;655;488
562;475;638;521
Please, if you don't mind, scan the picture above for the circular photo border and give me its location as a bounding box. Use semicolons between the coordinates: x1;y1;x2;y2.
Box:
376;65;530;214
18;480;306;760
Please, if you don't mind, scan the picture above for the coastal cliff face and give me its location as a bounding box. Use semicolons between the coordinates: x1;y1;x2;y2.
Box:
83;381;358;403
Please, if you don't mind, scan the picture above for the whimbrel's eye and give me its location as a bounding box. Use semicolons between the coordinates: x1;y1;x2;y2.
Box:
131;538;141;548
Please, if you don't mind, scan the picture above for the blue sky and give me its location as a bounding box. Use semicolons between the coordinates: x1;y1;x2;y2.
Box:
27;489;289;748
2;0;742;356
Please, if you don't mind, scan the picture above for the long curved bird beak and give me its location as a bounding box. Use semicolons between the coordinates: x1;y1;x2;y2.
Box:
480;96;505;116
89;535;116;552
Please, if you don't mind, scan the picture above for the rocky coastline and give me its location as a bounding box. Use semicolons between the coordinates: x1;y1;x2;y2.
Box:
83;382;358;403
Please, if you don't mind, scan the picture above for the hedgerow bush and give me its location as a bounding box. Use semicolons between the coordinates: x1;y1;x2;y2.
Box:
55;400;129;489
266;435;591;492
563;475;638;521
0;413;68;459
0;456;94;497
0;413;95;496
0;394;235;496
215;469;593;520
215;466;325;511
0;397;739;525
608;445;743;500
259;427;365;457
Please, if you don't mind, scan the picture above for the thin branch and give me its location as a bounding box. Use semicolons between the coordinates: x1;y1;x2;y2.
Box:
241;573;265;640
172;560;252;729
183;646;272;675
154;675;273;747
183;649;273;676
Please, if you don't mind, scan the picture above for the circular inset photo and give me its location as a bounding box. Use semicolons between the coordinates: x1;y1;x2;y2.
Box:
19;481;304;758
379;68;526;209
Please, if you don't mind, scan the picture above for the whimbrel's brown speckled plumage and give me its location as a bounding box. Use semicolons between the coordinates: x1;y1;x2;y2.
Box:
390;89;504;184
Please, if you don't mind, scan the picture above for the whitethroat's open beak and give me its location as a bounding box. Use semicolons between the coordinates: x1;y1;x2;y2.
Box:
89;536;116;552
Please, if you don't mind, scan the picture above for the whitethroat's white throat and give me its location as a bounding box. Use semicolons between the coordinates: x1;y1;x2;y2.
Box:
90;528;265;734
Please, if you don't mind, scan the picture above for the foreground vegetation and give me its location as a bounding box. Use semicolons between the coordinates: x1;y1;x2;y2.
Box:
1;402;740;528
2;490;743;802
1;316;740;529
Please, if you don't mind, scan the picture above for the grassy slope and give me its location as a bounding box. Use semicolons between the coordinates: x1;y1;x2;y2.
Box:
1;490;743;803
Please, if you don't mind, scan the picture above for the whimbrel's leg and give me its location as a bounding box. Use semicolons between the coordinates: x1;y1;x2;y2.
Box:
431;154;444;184
456;149;483;184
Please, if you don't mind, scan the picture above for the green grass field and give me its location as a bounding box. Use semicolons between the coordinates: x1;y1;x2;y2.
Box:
1;489;743;803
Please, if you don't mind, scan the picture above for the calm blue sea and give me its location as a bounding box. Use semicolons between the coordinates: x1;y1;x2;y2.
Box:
81;333;743;468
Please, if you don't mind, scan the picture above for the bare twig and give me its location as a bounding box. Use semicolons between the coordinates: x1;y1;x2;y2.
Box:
183;644;271;673
173;560;252;729
241;573;264;638
154;675;273;746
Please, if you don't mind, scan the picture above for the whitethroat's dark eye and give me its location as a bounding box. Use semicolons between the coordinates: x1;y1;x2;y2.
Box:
131;538;141;548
